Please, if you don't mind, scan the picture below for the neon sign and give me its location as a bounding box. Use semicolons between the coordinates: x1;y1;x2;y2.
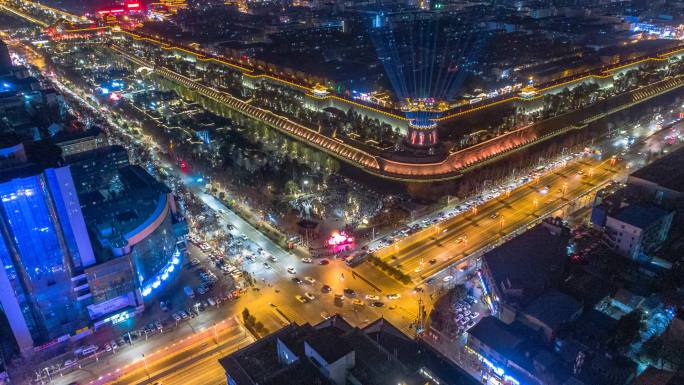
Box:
327;231;353;247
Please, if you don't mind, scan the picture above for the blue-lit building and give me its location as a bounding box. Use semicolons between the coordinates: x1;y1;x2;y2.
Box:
0;160;95;355
77;162;187;301
0;141;186;356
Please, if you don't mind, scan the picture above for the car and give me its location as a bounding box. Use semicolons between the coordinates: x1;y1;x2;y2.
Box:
207;297;217;307
334;293;345;302
318;259;330;265
343;288;356;297
320;311;331;320
352;299;365;306
287;267;296;274
428;259;437;265
292;277;303;284
301;258;313;263
105;344;112;352
321;284;332;293
110;340;118;350
489;212;500;219
80;345;98;356
365;294;380;301
442;275;454;282
464;310;471;316
370;301;384;307
155;321;163;329
190;258;200;266
467;319;476;328
160;301;169;312
197;286;208;295
455;236;466;244
269;255;278;262
295;295;307;303
386;293;401;300
456;314;464;321
173;313;182;321
472;311;480;318
263;262;271;269
180;311;189;319
64;359;77;368
304;276;316;284
304;292;316;301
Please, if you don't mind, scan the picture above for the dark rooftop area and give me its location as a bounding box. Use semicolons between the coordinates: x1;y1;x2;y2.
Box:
612;204;670;229
522;290;582;331
305;328;353;364
630;146;684;193
467;316;523;358
483;220;570;305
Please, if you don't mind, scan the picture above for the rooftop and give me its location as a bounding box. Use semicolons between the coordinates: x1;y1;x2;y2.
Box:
483;219;570;305
612;204;670;229
305;328;354;364
219;315;475;385
81;165;171;240
630;146;684;193
467;316;524;358
522;290;582;331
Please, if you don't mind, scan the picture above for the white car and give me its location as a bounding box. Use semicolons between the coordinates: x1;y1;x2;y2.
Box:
287;267;296;274
304;292;316;301
269;255;278;262
442;275;454;282
301;258;312;263
365;294;380;301
386;293;401;300
304;276;316;284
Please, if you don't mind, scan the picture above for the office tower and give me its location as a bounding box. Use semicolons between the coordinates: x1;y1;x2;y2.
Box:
0;164;94;354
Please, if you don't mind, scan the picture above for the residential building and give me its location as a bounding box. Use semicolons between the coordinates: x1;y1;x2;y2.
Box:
54;126;105;157
603;204;673;262
627;146;684;209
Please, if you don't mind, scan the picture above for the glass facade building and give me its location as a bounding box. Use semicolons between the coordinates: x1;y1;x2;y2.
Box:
0;166;94;354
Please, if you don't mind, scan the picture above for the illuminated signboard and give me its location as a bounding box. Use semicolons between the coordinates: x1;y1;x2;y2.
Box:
327;231;353;247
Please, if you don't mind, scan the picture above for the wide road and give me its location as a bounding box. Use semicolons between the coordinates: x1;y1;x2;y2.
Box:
378;118;681;281
376;156;618;279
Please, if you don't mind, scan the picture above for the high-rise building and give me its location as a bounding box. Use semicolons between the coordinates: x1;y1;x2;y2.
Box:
0;40;11;75
0;162;95;354
65;144;129;194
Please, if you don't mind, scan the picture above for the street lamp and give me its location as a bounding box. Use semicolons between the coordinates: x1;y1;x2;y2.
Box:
142;354;150;379
499;216;505;233
213;322;218;344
